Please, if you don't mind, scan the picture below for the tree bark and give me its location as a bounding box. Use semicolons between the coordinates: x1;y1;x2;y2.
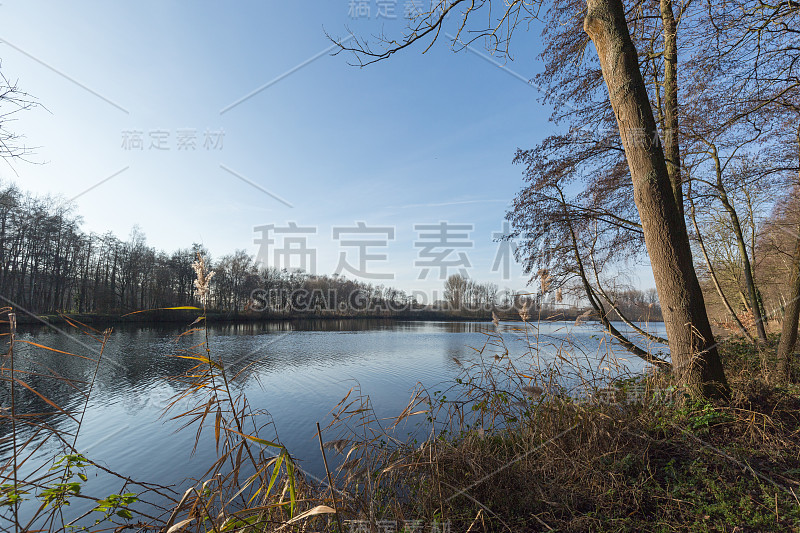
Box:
660;0;683;219
584;0;730;399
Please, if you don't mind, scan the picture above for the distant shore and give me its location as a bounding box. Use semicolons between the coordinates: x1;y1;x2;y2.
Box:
11;308;665;327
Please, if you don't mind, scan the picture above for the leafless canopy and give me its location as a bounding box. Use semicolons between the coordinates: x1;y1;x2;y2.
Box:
0;63;40;169
328;0;546;66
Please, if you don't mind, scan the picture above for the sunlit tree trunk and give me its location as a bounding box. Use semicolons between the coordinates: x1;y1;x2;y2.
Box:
660;0;682;218
777;234;800;383
584;0;730;399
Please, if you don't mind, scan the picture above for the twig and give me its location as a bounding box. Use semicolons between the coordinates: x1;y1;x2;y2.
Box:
8;312;19;533
317;422;344;533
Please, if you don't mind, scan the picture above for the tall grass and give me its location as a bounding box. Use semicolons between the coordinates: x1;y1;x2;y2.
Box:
309;313;656;530
303;316;800;532
159;256;306;532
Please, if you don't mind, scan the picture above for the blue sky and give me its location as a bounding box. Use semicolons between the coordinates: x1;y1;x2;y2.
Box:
0;1;655;297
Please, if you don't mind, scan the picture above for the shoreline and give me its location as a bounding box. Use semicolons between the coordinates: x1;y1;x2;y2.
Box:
12;309;665;327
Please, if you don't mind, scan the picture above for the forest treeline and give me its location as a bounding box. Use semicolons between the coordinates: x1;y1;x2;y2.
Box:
0;182;407;314
0;181;418;315
0;181;663;320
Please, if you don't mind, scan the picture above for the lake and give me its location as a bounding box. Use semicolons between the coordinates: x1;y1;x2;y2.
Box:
1;318;668;527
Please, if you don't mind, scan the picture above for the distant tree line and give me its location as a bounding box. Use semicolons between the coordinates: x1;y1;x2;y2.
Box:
0;179;665;321
0;182;426;315
441;273;662;322
442;274;500;311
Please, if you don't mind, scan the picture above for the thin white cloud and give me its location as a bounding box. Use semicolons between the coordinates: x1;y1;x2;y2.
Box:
386;199;510;209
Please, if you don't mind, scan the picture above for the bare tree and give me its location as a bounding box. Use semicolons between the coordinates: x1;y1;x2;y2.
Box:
693;0;799;381
0;64;39;168
776;123;800;382
333;0;729;394
584;0;729;398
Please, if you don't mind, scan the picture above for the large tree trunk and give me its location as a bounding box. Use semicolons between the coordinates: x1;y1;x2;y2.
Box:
584;0;730;399
660;0;683;219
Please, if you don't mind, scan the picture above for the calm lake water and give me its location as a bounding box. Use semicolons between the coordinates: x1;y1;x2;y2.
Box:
1;319;668;526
